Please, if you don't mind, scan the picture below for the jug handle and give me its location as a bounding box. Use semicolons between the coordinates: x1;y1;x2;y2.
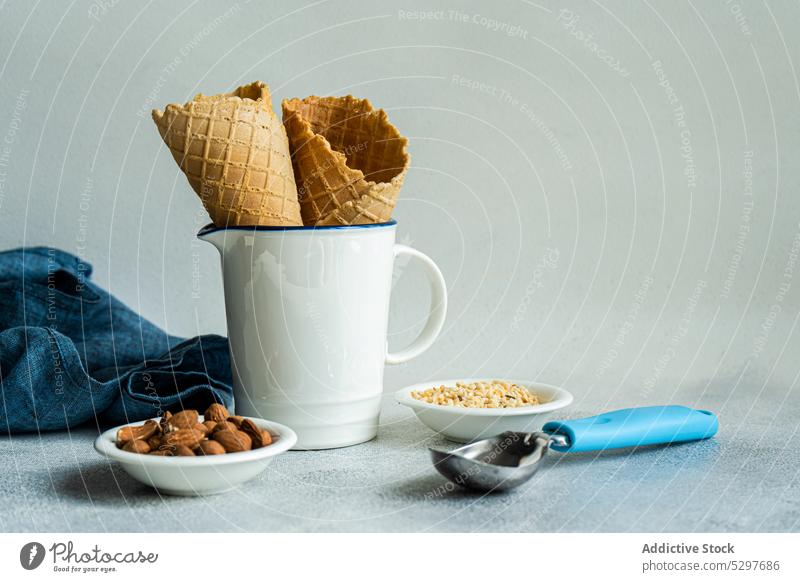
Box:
385;244;448;365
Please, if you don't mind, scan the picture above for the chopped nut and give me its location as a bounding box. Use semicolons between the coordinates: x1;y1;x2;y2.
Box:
411;381;540;408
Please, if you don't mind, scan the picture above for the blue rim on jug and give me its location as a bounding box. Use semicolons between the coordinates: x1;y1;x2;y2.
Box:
198;219;397;237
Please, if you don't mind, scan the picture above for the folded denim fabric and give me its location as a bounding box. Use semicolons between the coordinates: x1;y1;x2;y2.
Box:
0;247;232;433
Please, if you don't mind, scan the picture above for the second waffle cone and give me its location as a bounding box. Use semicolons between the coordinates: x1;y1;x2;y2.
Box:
282;95;409;226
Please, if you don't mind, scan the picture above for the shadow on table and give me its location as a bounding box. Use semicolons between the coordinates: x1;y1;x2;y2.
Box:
52;461;158;503
388;473;523;501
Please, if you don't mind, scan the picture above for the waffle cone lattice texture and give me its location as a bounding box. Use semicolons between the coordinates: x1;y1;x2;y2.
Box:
282;95;409;226
153;82;302;227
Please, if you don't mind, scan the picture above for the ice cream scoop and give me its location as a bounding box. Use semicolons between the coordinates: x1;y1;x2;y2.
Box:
429;405;719;492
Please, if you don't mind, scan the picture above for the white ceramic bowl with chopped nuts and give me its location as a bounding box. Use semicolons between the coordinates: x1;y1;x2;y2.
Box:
395;379;573;442
94;416;297;496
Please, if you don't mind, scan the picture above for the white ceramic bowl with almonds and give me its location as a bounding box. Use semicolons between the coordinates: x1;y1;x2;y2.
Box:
395;379;573;442
94;406;297;496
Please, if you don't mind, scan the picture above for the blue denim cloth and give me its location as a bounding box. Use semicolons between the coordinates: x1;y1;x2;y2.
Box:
0;247;233;433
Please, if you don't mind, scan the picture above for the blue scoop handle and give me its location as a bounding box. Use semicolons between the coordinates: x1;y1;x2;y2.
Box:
542;405;718;453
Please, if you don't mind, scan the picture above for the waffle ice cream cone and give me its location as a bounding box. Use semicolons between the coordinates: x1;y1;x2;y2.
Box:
153;81;302;227
282;95;409;226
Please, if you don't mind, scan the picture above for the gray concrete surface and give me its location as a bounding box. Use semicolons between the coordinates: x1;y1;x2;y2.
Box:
1;1;799;533
2;379;797;533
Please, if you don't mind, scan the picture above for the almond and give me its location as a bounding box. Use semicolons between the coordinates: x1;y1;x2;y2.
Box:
236;430;253;450
115;425;138;446
213;430;247;453
204;403;230;423
239;418;260;436
212;421;237;433
252;429;273;449
197;440;226;455
140;419;159;438
202;420;217;433
194;422;210;436
122;440;151;454
116;420;158;446
240;419;271;448
227;415;244;428
174;444;196;456
159;411;173;433
149;449;173;456
169;409;199;429
162;428;204;449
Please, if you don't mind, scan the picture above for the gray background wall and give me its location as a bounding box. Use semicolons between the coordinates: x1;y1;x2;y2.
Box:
1;0;798;411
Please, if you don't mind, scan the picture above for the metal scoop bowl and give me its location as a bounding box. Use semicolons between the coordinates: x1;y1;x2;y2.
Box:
429;405;719;492
430;431;566;492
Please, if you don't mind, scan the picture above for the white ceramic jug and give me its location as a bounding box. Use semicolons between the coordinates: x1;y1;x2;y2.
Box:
199;220;447;449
